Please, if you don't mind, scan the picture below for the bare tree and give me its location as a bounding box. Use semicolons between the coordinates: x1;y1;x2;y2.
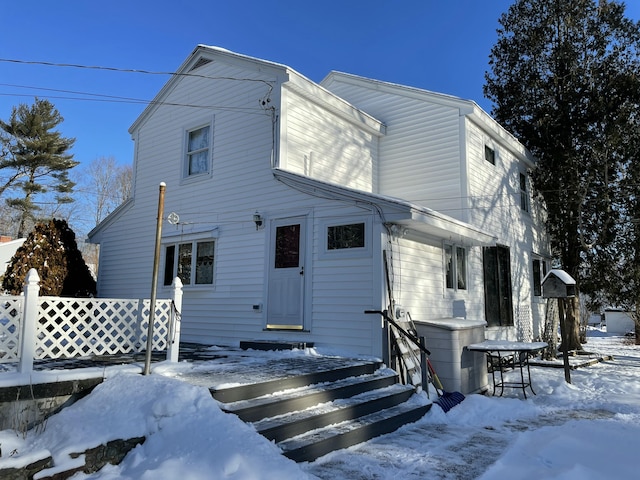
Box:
71;157;133;277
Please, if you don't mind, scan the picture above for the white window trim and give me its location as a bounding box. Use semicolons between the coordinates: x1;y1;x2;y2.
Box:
162;230;218;288
532;255;548;300
319;216;372;259
444;242;468;292
484;138;498;166
519;171;531;214
181;118;215;183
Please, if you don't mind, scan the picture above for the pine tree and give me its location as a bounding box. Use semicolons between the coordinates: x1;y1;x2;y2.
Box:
484;0;640;350
0;98;78;237
2;218;96;297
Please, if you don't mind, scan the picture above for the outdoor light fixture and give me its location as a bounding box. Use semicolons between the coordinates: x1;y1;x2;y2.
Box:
253;212;263;230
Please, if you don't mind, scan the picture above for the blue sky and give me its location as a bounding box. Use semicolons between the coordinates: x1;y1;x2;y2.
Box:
1;0;639;168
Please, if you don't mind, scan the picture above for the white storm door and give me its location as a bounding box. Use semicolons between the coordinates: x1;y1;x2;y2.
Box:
267;217;305;330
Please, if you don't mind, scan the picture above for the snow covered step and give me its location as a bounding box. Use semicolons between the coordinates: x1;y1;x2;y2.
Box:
253;383;416;442
221;369;399;422
278;400;432;463
210;360;383;403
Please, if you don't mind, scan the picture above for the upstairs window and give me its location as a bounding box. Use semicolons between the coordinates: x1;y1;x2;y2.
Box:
484;145;496;165
185;125;210;177
520;172;530;212
164;239;215;286
445;244;467;290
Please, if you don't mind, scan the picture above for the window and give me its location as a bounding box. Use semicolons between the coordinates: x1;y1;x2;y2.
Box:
164;240;215;286
484;145;496;165
532;258;547;296
445;244;467;290
185;125;210;177
520;172;530;212
320;218;371;259
327;223;365;250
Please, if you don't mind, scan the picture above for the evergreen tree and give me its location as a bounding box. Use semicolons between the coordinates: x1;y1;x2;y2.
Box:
484;0;640;350
0;98;78;237
2;218;96;297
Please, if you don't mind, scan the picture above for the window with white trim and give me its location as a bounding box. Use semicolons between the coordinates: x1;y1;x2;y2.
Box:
520;172;530;213
484;145;496;165
320;217;371;259
327;222;365;250
445;244;467;290
185;125;211;177
164;239;215;286
532;257;547;296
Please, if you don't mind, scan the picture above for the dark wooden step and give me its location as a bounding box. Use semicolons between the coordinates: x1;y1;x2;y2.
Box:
210;360;382;403
223;370;399;422
279;401;432;463
255;384;416;442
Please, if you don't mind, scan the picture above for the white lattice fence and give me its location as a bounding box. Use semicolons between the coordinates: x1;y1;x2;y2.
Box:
35;297;173;359
1;269;183;373
0;296;24;362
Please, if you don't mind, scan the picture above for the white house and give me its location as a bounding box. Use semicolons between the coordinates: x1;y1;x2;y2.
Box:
88;45;551;359
0;236;26;278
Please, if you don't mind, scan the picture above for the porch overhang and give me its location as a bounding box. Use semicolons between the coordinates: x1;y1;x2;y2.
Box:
273;169;497;247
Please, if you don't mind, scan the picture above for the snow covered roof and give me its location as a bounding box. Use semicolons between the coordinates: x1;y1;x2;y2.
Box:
542;269;576;286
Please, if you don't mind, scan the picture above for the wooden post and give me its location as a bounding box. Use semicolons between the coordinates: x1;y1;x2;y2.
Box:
166;277;183;362
144;182;166;375
19;269;40;374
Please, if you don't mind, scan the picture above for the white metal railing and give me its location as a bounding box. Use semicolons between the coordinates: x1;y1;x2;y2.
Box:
0;269;183;374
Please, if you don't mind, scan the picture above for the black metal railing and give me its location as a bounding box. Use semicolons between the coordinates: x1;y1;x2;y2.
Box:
364;309;430;392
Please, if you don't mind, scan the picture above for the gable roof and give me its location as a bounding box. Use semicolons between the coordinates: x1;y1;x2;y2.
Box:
321;71;536;168
129;46;385;137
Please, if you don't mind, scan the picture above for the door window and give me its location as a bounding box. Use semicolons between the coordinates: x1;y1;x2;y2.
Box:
275;224;300;268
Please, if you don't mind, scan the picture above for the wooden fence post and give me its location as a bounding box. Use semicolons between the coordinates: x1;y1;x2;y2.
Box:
19;268;40;374
167;277;183;362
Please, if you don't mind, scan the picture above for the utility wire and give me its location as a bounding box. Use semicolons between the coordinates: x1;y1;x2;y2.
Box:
0;58;275;87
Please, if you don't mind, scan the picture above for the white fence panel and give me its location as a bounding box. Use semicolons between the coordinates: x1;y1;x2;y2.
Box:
0;296;24;362
35;297;173;359
0;269;182;373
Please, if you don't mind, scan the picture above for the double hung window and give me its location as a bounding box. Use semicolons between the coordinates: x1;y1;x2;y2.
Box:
445;244;467;290
185;125;211;177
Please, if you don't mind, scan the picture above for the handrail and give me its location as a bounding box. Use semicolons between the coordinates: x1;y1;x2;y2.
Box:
365;309;430;392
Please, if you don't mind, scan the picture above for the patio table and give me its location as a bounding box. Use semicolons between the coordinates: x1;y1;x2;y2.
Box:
466;340;548;398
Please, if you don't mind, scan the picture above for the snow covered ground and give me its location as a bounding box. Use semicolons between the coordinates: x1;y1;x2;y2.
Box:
1;328;639;479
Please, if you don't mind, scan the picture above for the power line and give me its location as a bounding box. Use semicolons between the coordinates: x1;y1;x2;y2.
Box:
0;58;275;87
0;86;269;115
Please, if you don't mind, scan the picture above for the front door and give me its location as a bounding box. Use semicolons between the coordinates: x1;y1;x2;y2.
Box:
267;217;305;330
483;245;514;327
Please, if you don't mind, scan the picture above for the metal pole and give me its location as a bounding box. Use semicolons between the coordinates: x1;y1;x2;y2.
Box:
558;298;572;384
144;182;166;375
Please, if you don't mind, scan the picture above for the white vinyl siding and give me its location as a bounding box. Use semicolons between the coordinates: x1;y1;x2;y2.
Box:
321;78;464;216
388;237;485;323
281;86;377;192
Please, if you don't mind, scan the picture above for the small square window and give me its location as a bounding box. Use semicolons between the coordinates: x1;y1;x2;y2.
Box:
186;125;210;177
484;145;496;165
327;223;365;250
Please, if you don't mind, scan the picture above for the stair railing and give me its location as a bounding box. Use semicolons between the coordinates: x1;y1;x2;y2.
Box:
364;309;430;393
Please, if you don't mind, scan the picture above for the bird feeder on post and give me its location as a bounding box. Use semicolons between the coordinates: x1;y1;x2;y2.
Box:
542;269;576;384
